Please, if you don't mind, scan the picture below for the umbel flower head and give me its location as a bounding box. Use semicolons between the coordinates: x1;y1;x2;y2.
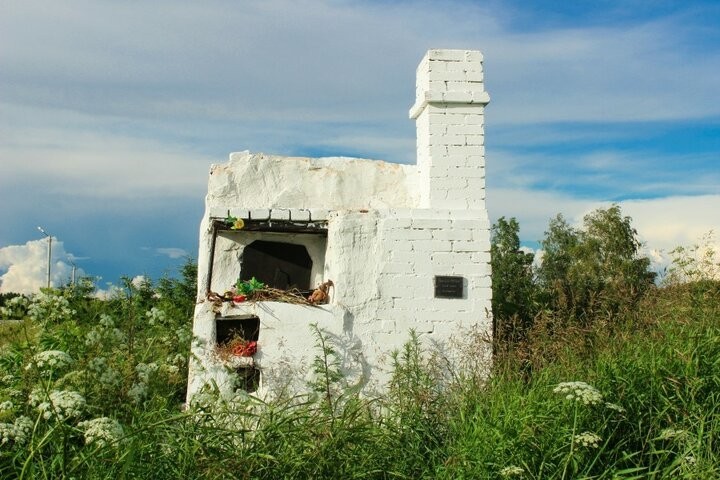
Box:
26;350;73;372
573;431;602;448
500;465;525;477
29;389;86;420
553;381;603;406
78;417;124;447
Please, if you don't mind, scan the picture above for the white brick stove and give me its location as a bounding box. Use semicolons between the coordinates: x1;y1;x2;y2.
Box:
187;49;493;401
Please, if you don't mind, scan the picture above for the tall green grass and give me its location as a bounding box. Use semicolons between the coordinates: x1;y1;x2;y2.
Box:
0;276;718;478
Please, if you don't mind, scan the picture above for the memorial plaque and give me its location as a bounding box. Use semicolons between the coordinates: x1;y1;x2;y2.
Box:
434;276;464;299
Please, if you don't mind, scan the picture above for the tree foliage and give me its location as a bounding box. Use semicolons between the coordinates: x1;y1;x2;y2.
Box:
490;217;536;345
536;205;655;322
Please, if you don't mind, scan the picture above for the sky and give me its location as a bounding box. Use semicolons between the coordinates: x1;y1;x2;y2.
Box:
1;0;719;294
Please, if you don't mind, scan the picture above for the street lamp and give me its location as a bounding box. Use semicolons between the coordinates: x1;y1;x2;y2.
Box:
37;226;52;289
67;256;77;286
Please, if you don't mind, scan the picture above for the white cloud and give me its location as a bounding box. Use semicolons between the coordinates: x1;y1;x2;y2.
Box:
0;238;85;294
156;248;189;259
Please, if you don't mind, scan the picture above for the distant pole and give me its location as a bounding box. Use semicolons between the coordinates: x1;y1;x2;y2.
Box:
68;257;77;285
37;226;52;289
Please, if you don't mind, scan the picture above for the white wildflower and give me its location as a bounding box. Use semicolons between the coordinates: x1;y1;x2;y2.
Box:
78;417;124;448
0;400;13;412
658;428;686;440
98;313;115;328
27;292;76;324
135;362;158;383
0;416;33;445
176;327;192;344
0;296;29;318
109;328;126;343
573;431;602;448
604;402;625;413
1;374;15;385
500;465;524;477
31;390;86;421
553;381;603;406
128;383;147;403
85;329;102;347
167;353;186;366
145;307;166;326
27;350;73;372
89;357;122;387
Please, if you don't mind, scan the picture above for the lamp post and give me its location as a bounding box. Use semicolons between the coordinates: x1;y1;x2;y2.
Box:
37;226;52;289
67;257;77;286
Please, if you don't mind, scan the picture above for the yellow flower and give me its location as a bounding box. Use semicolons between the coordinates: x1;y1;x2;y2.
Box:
232;218;245;230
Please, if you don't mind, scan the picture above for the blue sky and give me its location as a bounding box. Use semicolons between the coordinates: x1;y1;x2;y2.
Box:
1;0;719;293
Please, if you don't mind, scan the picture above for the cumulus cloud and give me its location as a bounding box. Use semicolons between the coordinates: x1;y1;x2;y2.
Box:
0;238;85;294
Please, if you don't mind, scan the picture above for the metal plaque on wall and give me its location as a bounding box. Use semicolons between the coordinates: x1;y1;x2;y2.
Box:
434;276;464;299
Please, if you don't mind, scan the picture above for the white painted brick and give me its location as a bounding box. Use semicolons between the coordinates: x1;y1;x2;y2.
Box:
447;124;484;136
411;218;452;229
398;228;433;240
466;82;486;94
433;134;465;145
386;239;414;252
465;71;485;82
432;252;471;265
448;166;485;178
428;49;466;61
268;209;291;221
452;239;489;252
291;209;310;221
229;208;250;219
382;217;412;229
443;91;473;102
472;91;491;104
427;60;447;71
451;219;481;229
465;134;485;146
382;262;414;274
429;124;447;135
391;251;418;263
453;263;488;276
412;239;452;253
429;70;468;82
448;145;485;156
307;209;328;221
465;50;484;63
464;113;485;123
467;177;486;191
471;252;492;263
445;104;485;115
433;229;472;241
431;177;467;189
208;207;228;219
429;80;447;92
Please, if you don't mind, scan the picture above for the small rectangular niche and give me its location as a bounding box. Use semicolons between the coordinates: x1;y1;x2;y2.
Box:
216;315;260;345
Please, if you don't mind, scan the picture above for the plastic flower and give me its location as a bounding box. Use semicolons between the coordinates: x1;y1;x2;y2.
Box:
553;381;603;406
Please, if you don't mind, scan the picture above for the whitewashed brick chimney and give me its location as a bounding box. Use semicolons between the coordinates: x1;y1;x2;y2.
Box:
409;49;490;210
